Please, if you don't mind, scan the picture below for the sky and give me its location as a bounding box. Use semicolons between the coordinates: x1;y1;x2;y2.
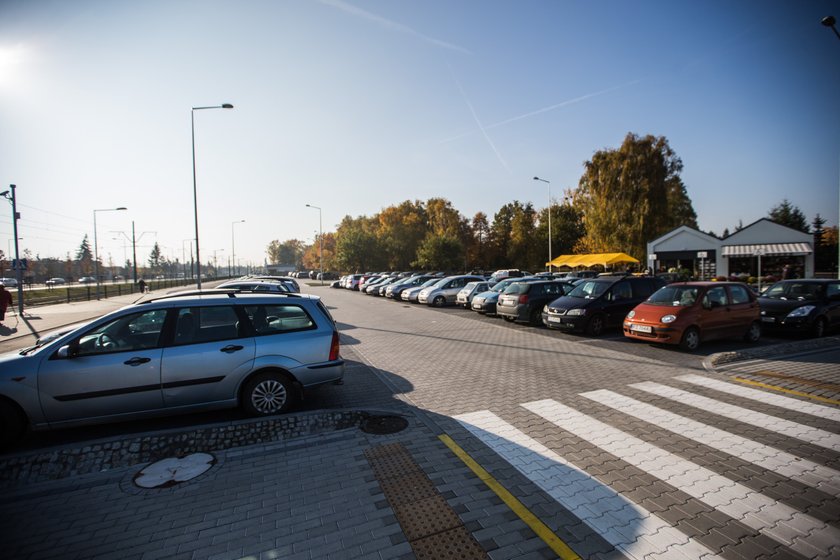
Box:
1;0;839;269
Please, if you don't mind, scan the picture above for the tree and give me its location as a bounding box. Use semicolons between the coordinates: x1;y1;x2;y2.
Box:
536;202;584;265
574;132;697;261
334;215;385;272
377;200;428;270
148;243;163;273
412;234;464;271
467;212;490;270
768;200;809;233
267;239;306;267
76;235;94;275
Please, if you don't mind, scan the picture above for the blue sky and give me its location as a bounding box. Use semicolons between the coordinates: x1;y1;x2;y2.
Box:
1;0;838;268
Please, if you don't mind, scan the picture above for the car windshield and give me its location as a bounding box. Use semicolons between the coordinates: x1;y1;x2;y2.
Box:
762;282;823;301
420;278;440;288
568;280;609;299
490;279;518;293
503;282;530;295
646;286;700;306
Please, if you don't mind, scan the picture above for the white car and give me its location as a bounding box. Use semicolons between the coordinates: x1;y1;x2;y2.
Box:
456;281;492;308
417;275;486;307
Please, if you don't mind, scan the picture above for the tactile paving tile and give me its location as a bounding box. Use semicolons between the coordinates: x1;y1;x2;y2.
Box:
392;495;463;541
365;450;424;481
411;526;489;560
378;472;439;506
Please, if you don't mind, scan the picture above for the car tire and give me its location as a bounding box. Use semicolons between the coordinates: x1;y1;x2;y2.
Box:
680;327;701;352
242;372;294;416
433;296;446;307
528;308;541;326
744;321;761;343
502;315;515;322
586;314;605;336
0;400;25;448
812;317;826;338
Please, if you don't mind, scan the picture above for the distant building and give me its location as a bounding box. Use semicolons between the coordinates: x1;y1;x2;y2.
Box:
265;263;296;275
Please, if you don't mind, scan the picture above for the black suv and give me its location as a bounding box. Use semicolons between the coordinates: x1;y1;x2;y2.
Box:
496;280;576;325
542;276;666;335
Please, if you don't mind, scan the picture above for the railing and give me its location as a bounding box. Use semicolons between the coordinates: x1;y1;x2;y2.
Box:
20;278;233;307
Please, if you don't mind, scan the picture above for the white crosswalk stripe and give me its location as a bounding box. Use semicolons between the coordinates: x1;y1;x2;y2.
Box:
581;388;840;497
631;381;840;452
522;399;840;559
455;410;722;560
678;373;840;422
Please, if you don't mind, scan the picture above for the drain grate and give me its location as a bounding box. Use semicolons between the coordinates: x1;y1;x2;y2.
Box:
365;442;487;559
361;415;409;435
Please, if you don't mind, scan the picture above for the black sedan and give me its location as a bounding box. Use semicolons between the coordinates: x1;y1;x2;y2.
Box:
758;279;840;337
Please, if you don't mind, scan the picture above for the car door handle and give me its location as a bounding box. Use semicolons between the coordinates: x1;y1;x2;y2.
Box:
124;357;151;366
220;345;244;353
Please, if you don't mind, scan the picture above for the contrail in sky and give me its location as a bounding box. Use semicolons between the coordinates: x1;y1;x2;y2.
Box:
440;80;640;144
317;0;471;54
451;71;511;172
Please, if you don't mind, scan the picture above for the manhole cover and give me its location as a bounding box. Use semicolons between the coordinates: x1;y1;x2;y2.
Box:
361;415;408;434
133;453;216;488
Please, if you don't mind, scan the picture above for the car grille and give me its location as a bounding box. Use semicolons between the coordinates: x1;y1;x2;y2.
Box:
547;307;567;314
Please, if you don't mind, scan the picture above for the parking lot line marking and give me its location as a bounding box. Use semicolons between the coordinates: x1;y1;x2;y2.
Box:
677;374;840;422
632;382;840;452
452;412;720;560
582;389;840;497
438;433;581;560
523;398;840;559
732;377;840;406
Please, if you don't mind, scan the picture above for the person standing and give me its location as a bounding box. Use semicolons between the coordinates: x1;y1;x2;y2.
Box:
137;278;147;293
782;264;791;280
0;283;13;325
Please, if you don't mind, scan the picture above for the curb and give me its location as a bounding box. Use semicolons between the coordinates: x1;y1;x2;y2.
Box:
703;335;840;370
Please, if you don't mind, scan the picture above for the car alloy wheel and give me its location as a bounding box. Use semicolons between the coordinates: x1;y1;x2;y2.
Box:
744;321;761;343
243;373;293;416
680;327;700;352
433;296;446;307
586;314;605;336
812;317;826;338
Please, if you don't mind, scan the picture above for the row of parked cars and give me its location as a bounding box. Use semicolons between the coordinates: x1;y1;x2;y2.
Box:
336;271;840;351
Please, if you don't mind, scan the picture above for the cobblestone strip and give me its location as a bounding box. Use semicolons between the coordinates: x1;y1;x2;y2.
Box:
455;409;721;560
524;398;840;559
365;442;489;559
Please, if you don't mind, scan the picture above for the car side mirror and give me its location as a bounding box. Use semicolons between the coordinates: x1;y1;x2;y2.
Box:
56;341;79;359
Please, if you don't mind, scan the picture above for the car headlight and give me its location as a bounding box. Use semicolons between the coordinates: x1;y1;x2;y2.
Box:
661;314;677;324
786;305;815;318
627;310;635;319
543;305;549;313
567;308;585;316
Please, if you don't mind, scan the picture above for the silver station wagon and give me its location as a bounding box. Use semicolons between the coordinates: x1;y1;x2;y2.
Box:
0;291;344;445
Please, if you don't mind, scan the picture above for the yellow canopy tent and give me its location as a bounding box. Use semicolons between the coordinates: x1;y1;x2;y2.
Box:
547;252;639;268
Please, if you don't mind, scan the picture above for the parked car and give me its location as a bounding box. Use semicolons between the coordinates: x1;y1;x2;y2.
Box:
418;275;485;306
456;281;493;308
488;269;531;282
243;275;300;293
215;280;291;293
623;282;761;351
345;274;364;291
387;275;437;299
542;276;666;335
77;276;96;284
357;275;382;292
0;277;18;287
471;277;540;315
402;277;445;303
0;291;344;446
565;270;599;279
497;280;577;325
758;279;840;338
45;277;66;286
363;276;393;295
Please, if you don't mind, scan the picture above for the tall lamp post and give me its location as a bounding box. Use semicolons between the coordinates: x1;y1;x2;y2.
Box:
306;204;323;285
231;219;245;277
0;186;23;314
822;16;840;278
93;207;127;299
533;177;552;271
192;103;234;289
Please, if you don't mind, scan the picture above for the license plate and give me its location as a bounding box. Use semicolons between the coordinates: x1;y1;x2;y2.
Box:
631;324;652;333
548;316;562;323
761;316;775;323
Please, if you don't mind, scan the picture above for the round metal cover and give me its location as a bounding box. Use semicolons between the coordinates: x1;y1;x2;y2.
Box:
361;415;408;435
133;452;216;488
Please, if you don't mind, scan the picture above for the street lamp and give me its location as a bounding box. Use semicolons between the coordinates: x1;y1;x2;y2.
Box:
231;219;245;277
533;177;552;271
93;207;127;299
306;204;323;285
192;102;234;289
0;186;23;314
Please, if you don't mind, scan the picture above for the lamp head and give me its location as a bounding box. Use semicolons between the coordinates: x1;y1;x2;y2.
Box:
116;207;127;211
533;177;539;181
222;103;234;109
822;15;836;27
0;190;8;198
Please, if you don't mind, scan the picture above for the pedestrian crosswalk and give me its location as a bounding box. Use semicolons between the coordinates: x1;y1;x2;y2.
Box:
454;376;840;560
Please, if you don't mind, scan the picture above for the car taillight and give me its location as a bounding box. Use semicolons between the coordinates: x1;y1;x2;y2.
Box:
329;331;340;361
518;295;529;304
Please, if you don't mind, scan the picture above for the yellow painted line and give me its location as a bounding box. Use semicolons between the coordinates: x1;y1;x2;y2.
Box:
439;434;582;560
733;377;840;406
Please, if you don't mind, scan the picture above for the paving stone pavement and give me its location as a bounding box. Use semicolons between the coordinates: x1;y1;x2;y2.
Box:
1;286;838;560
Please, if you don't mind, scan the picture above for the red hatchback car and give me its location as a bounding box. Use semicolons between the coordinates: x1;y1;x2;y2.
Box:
623;281;761;351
